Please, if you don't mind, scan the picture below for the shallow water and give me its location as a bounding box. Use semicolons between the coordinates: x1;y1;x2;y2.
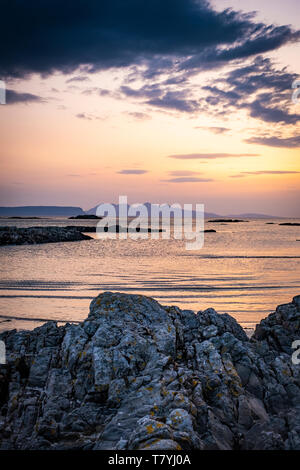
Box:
0;217;299;331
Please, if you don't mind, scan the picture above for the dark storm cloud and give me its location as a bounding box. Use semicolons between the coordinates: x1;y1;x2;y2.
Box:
180;25;300;72
245;135;300;148
117;169;148;175
5;89;44;104
0;0;298;79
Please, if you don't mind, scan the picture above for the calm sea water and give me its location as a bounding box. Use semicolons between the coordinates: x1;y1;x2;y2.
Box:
0;217;299;331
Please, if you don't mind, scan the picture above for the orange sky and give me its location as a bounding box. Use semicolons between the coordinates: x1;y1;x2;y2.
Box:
0;0;299;215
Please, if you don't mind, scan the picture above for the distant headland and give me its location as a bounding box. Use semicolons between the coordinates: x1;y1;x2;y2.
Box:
0;205;287;219
0;206;85;217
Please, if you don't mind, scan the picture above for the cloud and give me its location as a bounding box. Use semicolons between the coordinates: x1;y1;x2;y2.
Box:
120;84;201;113
168;153;259;160
245;135;300;148
203;56;300;125
75;112;105;120
117;169;148;175
195;126;230;134
76;113;92;120
127;111;151;120
161;177;214;183
230;171;300;178
230;174;248;178
66;75;90;84
1;1;299;132
0;1;298;79
168;170;202;176
180;25;300;72
246;99;300;125
82;87;113;97
147;94;199;113
5;89;44;104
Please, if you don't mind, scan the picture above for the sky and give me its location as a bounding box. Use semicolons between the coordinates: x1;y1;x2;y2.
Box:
0;0;299;216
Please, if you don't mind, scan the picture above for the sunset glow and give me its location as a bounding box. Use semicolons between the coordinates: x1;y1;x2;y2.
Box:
0;0;299;215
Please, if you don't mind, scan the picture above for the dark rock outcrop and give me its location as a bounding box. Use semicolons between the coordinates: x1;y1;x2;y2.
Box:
0;206;85;217
68;215;102;220
0;293;299;450
99;225;163;233
279;223;300;226
0;226;93;246
208;219;248;223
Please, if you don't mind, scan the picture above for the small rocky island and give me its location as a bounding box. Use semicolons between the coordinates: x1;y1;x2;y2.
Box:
0;226;93;246
99;225;164;233
208;219;248;223
68;215;102;220
0;292;299;450
0;225;217;246
279;223;300;226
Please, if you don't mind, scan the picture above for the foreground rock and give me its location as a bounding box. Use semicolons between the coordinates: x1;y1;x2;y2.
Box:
0;293;299;450
0;226;93;246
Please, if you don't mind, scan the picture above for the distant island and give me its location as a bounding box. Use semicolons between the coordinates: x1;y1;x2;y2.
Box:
0;216;43;219
208;219;248;223
0;206;85;217
68;215;102;220
0;205;288;219
86;203;282;219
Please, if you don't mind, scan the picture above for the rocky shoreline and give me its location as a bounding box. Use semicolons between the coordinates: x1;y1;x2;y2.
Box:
0;226;94;246
0;292;299;450
0;225;216;245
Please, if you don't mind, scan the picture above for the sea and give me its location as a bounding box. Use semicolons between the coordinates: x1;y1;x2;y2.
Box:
0;217;299;332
